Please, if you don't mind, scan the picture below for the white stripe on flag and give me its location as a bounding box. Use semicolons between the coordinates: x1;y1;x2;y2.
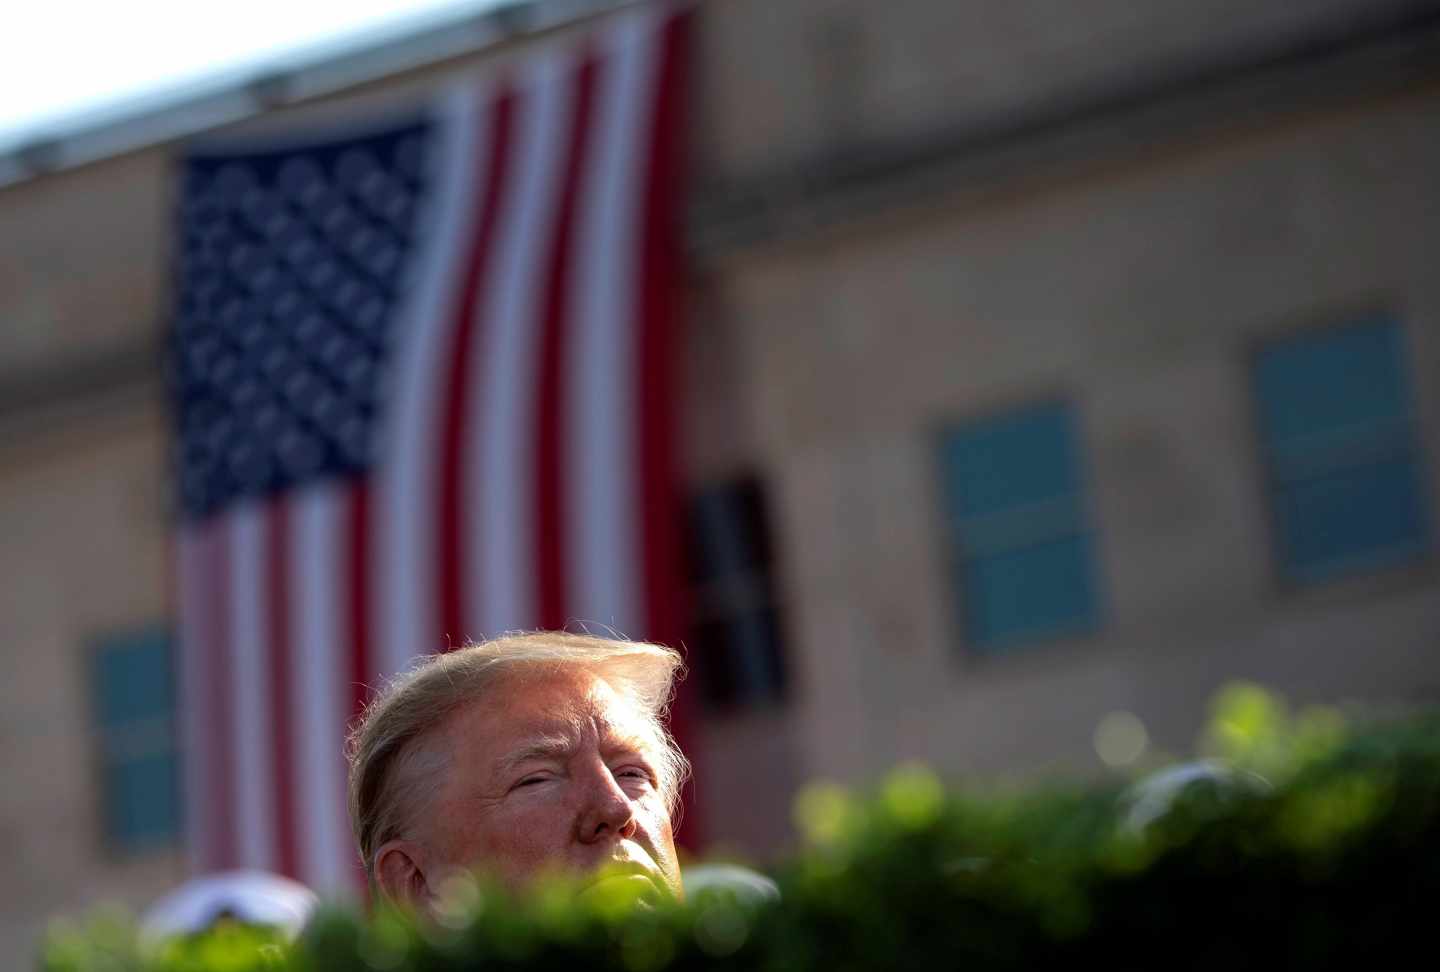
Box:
565;11;659;637
474;50;573;638
176;529;215;873
375;83;486;674
227;503;276;872
291;482;355;892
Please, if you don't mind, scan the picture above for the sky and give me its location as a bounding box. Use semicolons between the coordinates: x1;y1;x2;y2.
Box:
0;1;506;153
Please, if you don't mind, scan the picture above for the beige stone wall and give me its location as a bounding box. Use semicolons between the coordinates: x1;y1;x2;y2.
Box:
692;0;1410;185
0;395;181;957
0;149;169;382
0;137;177;960
712;83;1440;790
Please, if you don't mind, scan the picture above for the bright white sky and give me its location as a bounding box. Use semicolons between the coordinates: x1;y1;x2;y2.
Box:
0;1;505;152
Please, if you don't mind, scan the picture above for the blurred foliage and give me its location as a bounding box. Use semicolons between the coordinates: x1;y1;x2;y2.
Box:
43;915;287;972
41;683;1440;970
1200;681;1351;780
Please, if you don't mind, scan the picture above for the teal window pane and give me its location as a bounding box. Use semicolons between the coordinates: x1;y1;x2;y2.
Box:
940;401;1100;653
961;535;1098;651
1274;457;1429;582
91;628;181;851
93;630;173;727
1254;318;1431;582
941;402;1079;516
1256;318;1408;445
104;751;181;850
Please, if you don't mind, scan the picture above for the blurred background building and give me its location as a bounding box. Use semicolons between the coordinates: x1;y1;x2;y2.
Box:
3;0;1439;957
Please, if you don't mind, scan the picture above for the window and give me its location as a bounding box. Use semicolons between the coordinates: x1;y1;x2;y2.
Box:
939;400;1101;652
90;628;181;851
687;478;787;711
1254;316;1432;583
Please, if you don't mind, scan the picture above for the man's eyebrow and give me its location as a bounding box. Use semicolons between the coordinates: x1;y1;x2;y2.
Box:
494;733;576;775
599;724;664;764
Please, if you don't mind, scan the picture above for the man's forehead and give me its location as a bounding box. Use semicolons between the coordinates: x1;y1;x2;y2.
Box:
447;667;657;756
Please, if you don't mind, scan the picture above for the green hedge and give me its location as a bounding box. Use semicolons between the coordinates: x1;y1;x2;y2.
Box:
42;685;1440;970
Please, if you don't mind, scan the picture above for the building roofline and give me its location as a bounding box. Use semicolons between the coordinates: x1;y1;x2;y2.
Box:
690;3;1440;261
0;0;642;190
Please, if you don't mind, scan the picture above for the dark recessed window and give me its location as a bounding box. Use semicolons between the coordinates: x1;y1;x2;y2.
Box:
687;478;787;712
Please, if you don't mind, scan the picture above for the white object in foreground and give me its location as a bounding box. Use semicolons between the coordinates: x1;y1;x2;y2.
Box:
139;869;319;942
683;864;781;906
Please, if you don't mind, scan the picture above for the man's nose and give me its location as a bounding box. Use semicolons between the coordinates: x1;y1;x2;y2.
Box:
575;761;638;844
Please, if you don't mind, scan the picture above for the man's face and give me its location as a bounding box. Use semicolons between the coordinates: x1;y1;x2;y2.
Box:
413;667;681;902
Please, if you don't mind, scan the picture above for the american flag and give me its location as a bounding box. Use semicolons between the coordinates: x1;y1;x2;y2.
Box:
169;5;690;892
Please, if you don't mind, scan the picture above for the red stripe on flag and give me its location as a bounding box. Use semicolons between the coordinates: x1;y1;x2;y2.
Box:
205;520;239;869
266;499;299;877
537;53;603;631
439;88;517;649
175;533;212;872
638;11;697;843
348;478;372;723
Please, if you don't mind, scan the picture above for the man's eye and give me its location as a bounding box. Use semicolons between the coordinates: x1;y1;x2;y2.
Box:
515;775;549;788
616;766;653;783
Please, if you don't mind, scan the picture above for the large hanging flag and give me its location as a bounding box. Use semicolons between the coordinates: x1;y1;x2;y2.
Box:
169;4;689;892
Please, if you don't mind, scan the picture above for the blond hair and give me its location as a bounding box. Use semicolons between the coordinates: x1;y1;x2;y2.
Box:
345;631;688;880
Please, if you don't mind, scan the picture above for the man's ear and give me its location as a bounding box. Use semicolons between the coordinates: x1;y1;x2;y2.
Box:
373;839;433;909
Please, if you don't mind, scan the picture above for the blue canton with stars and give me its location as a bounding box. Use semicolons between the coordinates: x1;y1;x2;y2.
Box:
171;118;434;521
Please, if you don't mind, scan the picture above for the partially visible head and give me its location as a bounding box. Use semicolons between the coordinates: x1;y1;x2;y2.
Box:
346;632;689;909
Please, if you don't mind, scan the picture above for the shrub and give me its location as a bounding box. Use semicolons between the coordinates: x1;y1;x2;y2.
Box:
41;686;1440;970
